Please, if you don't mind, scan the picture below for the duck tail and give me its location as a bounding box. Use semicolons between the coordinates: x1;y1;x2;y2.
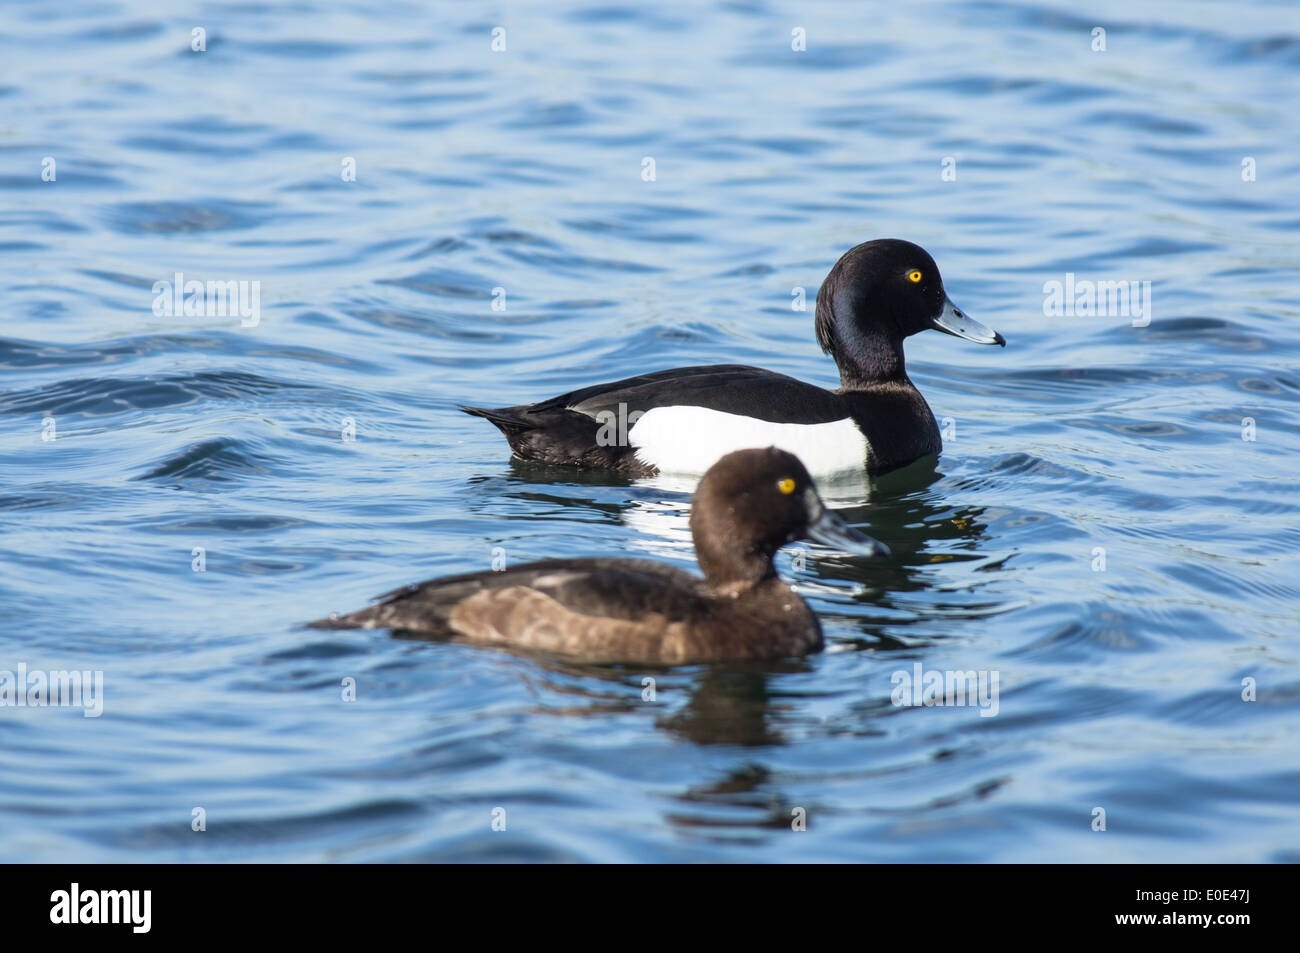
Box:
458;404;534;436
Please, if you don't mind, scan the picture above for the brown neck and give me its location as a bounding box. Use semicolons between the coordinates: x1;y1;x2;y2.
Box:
694;541;777;595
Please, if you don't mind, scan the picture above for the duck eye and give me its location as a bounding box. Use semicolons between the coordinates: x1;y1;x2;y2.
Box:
777;478;796;495
907;270;923;283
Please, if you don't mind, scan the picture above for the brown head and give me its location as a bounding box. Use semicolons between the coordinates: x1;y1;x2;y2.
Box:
688;447;888;593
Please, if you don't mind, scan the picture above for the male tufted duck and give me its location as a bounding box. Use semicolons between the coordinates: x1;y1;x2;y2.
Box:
462;239;1005;478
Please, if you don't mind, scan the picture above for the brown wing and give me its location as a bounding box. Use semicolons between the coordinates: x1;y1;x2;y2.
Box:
306;558;710;661
446;582;697;661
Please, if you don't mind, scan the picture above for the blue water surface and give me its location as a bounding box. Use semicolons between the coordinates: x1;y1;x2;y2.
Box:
2;0;1299;862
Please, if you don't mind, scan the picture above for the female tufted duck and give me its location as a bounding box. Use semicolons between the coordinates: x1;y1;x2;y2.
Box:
306;448;888;663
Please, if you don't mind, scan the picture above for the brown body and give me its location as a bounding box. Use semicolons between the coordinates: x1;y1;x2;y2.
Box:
309;558;820;663
306;448;887;664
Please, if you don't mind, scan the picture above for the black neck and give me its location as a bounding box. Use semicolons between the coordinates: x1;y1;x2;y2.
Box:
834;326;908;388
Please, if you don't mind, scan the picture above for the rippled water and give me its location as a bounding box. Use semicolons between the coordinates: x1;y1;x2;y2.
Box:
3;0;1299;862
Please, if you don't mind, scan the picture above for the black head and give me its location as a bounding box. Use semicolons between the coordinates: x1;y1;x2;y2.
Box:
688;448;888;592
814;239;1005;385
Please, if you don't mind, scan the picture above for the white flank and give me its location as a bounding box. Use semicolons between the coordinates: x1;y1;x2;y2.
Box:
628;405;869;476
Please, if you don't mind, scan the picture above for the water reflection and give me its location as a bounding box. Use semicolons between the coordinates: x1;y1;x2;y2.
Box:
464;453;999;605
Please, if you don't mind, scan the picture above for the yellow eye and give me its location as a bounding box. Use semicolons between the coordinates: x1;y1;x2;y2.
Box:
777;478;796;495
907;270;923;283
